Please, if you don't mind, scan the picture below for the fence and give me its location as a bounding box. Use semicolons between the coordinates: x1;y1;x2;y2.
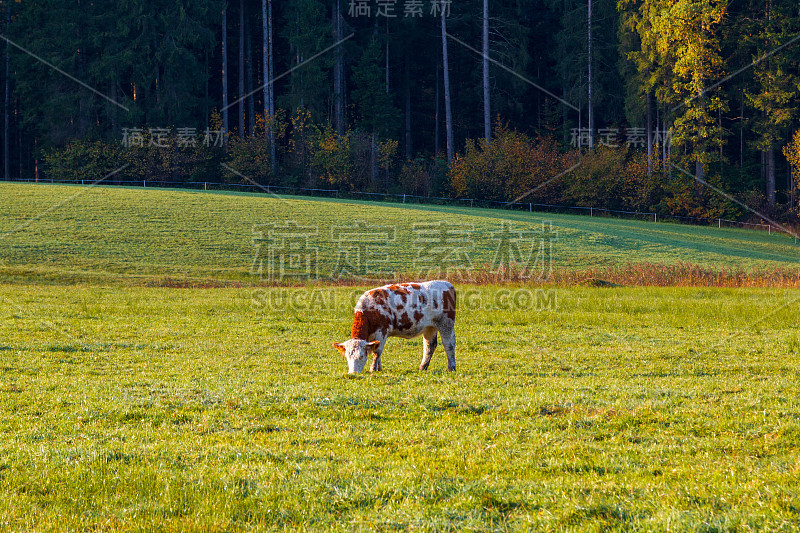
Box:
11;177;798;241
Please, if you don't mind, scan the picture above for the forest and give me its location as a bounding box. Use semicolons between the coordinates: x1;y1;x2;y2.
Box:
3;0;800;222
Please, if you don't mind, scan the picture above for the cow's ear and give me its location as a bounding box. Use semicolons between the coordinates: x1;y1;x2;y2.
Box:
332;342;346;354
366;340;380;352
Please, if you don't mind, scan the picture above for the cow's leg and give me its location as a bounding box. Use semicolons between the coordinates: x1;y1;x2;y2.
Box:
437;322;456;372
370;350;383;372
370;338;387;372
419;326;438;371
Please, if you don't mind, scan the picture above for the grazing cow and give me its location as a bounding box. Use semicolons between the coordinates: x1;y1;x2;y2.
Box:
333;280;456;374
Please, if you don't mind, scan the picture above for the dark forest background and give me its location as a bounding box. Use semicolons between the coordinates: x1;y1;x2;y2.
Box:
3;0;800;222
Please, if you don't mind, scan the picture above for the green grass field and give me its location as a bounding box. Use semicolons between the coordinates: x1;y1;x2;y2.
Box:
1;182;798;285
1;183;800;531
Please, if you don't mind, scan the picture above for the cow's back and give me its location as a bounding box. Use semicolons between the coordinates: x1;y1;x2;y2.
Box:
353;280;455;340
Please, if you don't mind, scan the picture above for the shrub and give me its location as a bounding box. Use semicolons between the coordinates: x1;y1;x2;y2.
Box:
562;147;663;212
226;134;273;185
449;122;567;203
783;130;800;214
311;127;352;188
43;140;121;182
655;163;739;220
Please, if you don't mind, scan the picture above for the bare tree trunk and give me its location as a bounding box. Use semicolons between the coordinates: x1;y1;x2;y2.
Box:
222;6;229;134
646;91;652;176
16;97;21;180
262;0;276;175
238;0;245;136
739;91;744;168
659;107;665;165
483;0;490;142
441;1;454;164
332;0;344;135
790;150;795;207
719;107;723;177
261;0;270;130
295;13;303;109
767;146;776;206
587;0;593;148
385;18;389;93
435;64;440;155
204;51;209;130
246;21;255;136
765;0;775;207
4;0;10;181
268;0;275;174
405;52;412;159
561;0;568;145
371;132;377;186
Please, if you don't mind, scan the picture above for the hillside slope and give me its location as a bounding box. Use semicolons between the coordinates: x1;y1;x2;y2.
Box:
1;182;798;284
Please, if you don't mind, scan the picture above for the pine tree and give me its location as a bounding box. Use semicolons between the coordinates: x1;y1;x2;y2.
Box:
744;0;800;206
352;37;399;185
653;0;728;178
280;0;330;118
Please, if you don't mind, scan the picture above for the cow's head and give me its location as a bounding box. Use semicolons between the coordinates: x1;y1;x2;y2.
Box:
332;339;380;374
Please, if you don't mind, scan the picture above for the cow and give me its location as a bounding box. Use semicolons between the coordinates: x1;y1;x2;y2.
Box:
333;280;456;374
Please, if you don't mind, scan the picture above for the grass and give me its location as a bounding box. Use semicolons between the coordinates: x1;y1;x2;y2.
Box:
1;284;800;531
1;182;800;530
1;182;798;286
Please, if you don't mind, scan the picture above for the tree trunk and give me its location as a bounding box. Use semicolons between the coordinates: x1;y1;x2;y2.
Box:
789;153;795;207
371;132;378;186
718;107;723;177
238;0;245;136
435;64;440;155
332;0;344;135
222;6;229;134
766;146;776;206
404;52;412;159
4;0;10;181
587;0;593;148
204;51;209;129
262;0;276;175
482;0;490;142
440;1;454;164
561;0;568;146
295;12;303;109
646;91;652;176
246;21;255;136
16;97;21;180
740;90;744;168
268;0;275;174
261;0;270;130
385;18;390;94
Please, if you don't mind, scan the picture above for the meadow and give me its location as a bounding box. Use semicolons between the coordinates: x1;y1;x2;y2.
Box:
1;183;799;531
1;182;799;285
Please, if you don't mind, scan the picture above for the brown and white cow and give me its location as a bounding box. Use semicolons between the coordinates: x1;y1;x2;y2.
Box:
333;280;456;374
